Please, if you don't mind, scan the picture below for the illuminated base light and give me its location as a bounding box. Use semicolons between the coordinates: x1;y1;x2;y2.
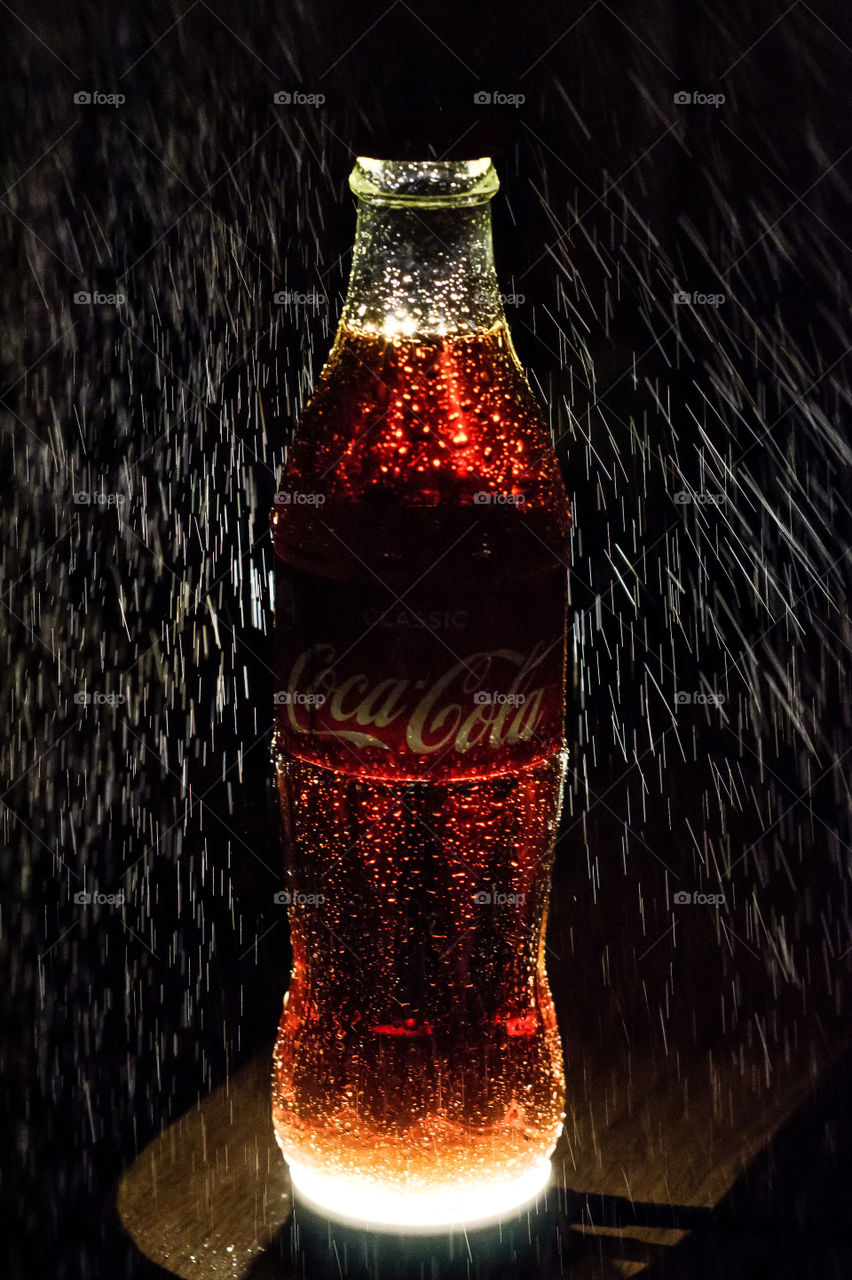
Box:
285;1157;554;1233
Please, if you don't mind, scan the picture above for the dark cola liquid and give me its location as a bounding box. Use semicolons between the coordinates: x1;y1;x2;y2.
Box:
271;324;570;1200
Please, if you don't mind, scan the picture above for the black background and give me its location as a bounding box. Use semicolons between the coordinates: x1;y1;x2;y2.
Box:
1;2;851;1276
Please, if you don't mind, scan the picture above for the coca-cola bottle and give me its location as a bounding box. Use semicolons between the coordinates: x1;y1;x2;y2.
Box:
271;156;571;1229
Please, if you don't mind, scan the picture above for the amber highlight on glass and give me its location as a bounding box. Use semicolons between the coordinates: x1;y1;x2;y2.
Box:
270;158;571;1230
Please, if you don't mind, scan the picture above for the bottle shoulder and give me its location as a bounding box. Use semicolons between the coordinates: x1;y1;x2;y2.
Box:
281;325;568;513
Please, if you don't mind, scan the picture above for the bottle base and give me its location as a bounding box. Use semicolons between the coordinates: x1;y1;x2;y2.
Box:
284;1155;554;1232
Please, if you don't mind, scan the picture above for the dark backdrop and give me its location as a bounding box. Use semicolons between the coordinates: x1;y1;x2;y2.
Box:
1;2;851;1276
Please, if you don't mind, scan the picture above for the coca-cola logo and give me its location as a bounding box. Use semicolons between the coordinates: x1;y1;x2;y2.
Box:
277;642;553;755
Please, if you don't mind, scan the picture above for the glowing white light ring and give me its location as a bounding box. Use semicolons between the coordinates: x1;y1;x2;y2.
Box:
285;1156;553;1232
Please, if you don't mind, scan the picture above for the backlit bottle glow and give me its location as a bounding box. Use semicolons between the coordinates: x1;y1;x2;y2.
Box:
271;157;571;1230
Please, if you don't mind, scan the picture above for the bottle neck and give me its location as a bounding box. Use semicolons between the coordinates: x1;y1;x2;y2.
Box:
338;158;505;340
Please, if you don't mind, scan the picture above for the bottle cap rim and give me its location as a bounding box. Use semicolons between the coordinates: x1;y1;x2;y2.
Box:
350;157;499;207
